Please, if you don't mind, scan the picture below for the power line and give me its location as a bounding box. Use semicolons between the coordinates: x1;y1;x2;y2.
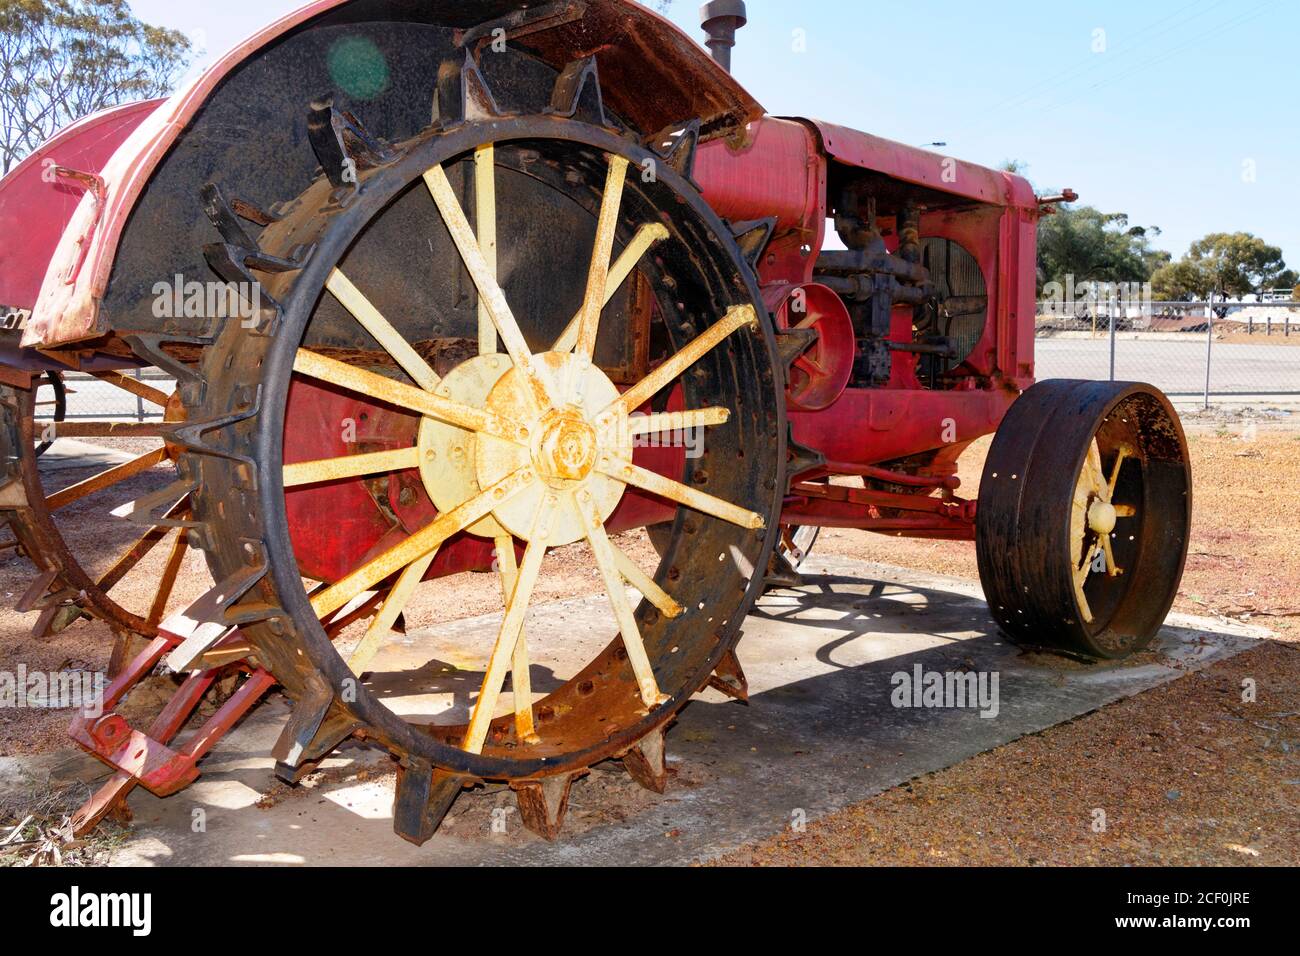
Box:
1031;0;1282;115
979;0;1231;118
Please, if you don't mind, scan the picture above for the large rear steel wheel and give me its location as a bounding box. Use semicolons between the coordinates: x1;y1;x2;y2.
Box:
976;380;1191;660
184;105;785;841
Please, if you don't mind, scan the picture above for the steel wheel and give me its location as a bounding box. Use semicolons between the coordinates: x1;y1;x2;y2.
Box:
0;367;203;669
976;380;1192;660
184;97;784;841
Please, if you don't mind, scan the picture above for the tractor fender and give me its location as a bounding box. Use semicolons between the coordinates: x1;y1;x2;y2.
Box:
23;0;763;349
0;99;163;313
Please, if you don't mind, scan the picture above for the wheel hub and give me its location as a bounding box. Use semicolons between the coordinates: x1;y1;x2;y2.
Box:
537;412;598;483
475;350;632;548
1087;499;1117;535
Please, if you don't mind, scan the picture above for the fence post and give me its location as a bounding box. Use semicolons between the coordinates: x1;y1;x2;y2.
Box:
1108;298;1117;382
135;367;145;423
1204;291;1214;410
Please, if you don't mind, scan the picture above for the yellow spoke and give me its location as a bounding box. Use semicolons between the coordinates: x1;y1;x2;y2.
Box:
574;156;630;359
577;493;667;708
310;466;534;620
293;349;528;444
598;456;765;531
1114;504;1137;518
475;144;498;356
627;407;730;437
283;447;421;489
46;447;169;512
1106;444;1132;500
611;544;683;619
609;305;757;417
553;222;669;353
422;163;551;410
1084;441;1105;496
463;501;555;754
326;269;441;391
494;535;537;743
347;549;439;675
1100;534;1122;578
1073;553;1096;623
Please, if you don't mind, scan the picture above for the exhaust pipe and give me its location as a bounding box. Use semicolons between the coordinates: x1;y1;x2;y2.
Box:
700;0;747;73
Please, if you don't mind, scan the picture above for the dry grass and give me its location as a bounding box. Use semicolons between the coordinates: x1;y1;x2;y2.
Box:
0;777;127;867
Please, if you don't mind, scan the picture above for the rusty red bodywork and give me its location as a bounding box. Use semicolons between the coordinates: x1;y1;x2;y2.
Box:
0;99;162;313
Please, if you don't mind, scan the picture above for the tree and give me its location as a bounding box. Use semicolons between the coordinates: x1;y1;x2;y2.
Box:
0;0;190;174
1152;232;1290;299
1036;205;1168;293
1150;258;1212;301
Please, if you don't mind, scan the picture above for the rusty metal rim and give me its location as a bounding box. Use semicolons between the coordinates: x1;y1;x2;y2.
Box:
199;115;786;781
6;383;157;636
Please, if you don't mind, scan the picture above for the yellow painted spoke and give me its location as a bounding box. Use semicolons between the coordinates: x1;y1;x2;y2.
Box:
1106;444;1131;500
293;349;527;444
609;305;757;417
1084;442;1105;496
347;549;439;676
311;466;534;620
45;446;168;511
463;501;555;754
599;456;765;531
1114;504;1137;518
628;407;730;437
494;535;537;743
422;163;551;410
574;156;630;359
283;447;421;489
611;544;683;619
1100;534;1121;578
326;269;440;391
553;222;669;353
577;494;667;708
1073;556;1095;623
475;144;498;356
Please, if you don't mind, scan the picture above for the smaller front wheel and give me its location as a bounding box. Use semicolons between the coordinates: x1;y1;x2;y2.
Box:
976;380;1192;660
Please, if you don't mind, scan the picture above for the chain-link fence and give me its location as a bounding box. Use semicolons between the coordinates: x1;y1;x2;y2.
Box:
1036;300;1300;401
32;369;175;421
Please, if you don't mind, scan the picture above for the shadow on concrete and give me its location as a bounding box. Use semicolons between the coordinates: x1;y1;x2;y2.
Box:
110;563;1262;866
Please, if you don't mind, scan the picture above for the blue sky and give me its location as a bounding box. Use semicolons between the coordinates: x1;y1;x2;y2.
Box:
129;0;1300;270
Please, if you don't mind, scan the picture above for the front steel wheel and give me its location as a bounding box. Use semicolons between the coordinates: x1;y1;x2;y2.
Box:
976;380;1192;660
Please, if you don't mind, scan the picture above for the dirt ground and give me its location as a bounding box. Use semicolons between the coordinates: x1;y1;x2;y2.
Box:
2;410;1297;865
720;414;1300;866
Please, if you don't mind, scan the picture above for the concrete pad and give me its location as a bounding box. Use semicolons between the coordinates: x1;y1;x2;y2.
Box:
36;439;135;472
102;556;1267;866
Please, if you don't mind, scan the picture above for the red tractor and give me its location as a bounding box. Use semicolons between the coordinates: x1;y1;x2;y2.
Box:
0;0;1190;843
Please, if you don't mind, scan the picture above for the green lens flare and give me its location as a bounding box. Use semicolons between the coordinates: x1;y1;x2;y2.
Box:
327;36;390;101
